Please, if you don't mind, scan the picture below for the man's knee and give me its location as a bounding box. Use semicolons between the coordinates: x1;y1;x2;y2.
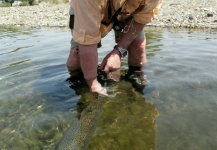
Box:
128;38;146;54
128;31;146;52
128;38;147;66
66;46;80;71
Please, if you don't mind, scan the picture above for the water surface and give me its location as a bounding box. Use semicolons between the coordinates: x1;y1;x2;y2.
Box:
0;26;217;149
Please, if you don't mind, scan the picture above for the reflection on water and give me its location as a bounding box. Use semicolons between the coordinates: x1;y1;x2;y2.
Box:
0;25;217;149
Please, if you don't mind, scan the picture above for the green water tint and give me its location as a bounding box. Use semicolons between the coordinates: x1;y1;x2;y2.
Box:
0;75;72;149
88;83;158;150
56;77;158;150
0;25;33;39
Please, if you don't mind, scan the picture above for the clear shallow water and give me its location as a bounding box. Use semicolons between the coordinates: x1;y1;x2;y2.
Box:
0;26;217;149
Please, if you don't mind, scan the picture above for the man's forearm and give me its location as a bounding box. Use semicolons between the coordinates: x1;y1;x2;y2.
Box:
118;19;145;49
79;44;98;81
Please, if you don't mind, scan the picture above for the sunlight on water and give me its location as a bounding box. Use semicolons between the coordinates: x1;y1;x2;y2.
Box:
0;26;217;149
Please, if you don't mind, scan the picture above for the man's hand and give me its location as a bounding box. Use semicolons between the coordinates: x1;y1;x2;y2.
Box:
99;49;121;72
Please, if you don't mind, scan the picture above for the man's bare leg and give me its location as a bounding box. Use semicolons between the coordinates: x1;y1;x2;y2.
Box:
127;38;147;67
66;46;81;72
126;37;148;87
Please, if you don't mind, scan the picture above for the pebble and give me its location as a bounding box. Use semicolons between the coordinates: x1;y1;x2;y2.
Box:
0;0;217;29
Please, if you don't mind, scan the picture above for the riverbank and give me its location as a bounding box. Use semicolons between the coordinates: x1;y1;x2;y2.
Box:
0;0;217;29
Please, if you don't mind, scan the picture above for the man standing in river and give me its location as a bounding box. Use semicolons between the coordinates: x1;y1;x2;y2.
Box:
66;0;163;96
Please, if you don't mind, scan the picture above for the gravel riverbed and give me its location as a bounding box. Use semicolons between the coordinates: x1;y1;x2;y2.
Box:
0;0;217;29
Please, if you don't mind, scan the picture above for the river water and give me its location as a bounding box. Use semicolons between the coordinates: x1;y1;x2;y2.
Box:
0;26;217;150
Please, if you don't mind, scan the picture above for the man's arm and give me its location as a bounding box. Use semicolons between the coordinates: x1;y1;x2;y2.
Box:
117;19;145;50
99;19;145;72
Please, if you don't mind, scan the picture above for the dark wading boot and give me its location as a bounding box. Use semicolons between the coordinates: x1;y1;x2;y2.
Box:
124;66;148;92
66;69;85;85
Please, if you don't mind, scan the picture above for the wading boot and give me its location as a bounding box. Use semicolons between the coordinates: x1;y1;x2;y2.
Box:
124;66;148;91
66;69;85;85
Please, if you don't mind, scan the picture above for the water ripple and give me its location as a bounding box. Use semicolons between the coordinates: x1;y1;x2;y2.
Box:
0;27;217;149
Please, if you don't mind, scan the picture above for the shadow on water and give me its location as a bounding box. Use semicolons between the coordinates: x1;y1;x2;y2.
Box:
1;26;217;150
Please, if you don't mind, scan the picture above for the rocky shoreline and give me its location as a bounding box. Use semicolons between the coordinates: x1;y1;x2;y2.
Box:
0;0;217;29
152;0;217;29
